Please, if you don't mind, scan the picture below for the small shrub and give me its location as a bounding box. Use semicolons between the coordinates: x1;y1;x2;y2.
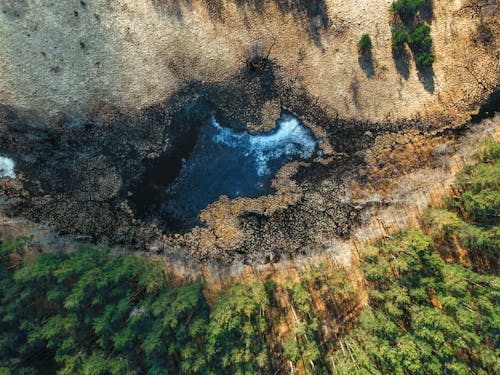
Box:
415;51;435;68
358;34;372;54
392;29;411;55
391;0;426;20
411;24;432;52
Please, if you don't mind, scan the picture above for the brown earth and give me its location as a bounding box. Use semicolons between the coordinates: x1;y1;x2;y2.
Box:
0;0;498;122
0;0;499;271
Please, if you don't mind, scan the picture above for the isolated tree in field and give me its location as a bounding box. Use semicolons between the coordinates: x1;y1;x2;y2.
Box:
358;34;372;55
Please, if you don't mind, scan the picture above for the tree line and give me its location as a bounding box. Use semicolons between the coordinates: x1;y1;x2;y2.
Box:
0;241;358;374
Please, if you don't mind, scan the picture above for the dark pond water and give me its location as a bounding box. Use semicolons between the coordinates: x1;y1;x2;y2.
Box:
132;112;321;231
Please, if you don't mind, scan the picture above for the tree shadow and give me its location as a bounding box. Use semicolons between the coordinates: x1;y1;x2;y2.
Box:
392;49;410;80
350;79;361;109
154;0;330;46
419;0;434;23
358;50;375;78
470;90;500;123
417;66;434;93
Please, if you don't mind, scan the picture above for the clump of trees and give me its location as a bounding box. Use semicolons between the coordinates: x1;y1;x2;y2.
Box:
391;0;426;20
391;0;435;68
454;139;499;224
283;281;322;372
0;243;212;374
424;139;499;271
0;239;359;374
330;229;499;374
207;282;270;374
329;139;499;373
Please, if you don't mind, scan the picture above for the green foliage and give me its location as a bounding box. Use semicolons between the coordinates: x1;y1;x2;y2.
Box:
0;244;211;374
390;0;435;68
456;158;500;225
283;281;321;372
392;23;435;68
424;209;462;236
411;24;432;51
411;24;435;67
391;0;426;20
425;141;500;266
414;51;435;67
449;140;500;225
207;282;270;374
0;140;498;374
358;34;372;54
392;29;411;55
330;229;500;374
339;142;499;371
477;138;500;162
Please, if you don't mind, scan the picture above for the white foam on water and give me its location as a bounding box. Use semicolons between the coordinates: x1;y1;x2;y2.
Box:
0;156;15;179
212;113;318;176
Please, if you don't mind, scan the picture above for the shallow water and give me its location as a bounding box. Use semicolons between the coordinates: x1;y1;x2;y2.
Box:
134;112;320;230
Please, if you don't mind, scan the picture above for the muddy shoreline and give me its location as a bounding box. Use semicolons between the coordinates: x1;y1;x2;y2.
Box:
0;59;498;265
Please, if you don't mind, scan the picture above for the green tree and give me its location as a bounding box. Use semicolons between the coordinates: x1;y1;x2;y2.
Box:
392;29;411;55
358;34;372;55
283;281;321;372
391;0;426;20
411;24;434;67
207;282;270;374
411;24;433;52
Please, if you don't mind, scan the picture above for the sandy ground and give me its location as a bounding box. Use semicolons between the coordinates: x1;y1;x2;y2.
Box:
0;0;498;123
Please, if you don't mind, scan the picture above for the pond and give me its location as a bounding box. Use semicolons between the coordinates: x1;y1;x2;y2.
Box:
132;112;321;231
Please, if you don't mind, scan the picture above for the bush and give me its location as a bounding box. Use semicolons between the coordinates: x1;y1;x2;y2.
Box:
411;24;432;52
391;0;426;20
414;51;435;67
407;24;434;68
358;34;372;54
392;29;411;55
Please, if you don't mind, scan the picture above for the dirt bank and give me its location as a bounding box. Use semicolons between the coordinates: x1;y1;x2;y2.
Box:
1;0;498;123
0;0;498;268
